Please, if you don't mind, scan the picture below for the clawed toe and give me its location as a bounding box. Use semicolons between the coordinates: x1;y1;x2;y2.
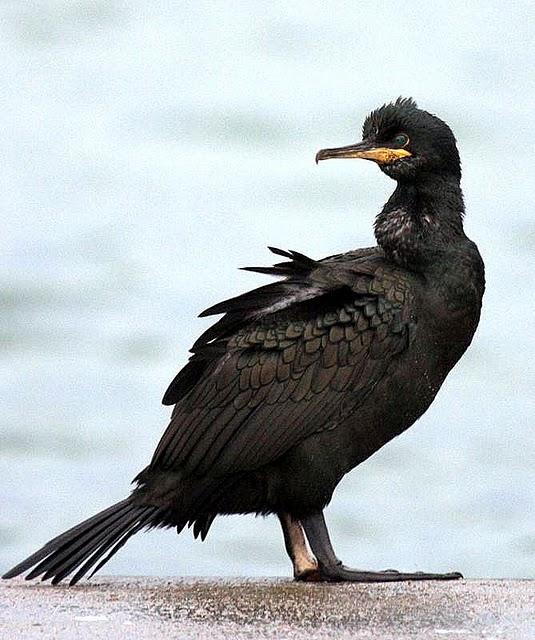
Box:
316;565;464;583
301;512;463;585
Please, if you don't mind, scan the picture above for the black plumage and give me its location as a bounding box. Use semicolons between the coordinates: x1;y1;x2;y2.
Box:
3;97;484;584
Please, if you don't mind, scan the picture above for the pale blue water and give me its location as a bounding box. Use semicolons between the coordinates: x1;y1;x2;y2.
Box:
1;1;534;579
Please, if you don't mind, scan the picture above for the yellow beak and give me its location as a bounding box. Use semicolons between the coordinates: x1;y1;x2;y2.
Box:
316;142;411;166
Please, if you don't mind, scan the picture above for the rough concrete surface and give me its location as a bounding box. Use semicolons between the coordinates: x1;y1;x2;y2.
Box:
1;577;534;639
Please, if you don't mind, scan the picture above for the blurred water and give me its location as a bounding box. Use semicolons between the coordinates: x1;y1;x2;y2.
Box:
1;1;534;579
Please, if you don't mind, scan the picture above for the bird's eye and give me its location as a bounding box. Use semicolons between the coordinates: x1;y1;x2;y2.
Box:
392;133;409;147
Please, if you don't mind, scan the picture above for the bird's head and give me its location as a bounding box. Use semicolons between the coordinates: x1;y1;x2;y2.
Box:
316;97;461;182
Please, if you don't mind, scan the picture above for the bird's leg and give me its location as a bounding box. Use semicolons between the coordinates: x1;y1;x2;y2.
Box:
301;512;463;582
278;513;319;581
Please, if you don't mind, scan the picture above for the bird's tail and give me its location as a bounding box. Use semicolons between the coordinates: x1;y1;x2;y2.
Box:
2;498;161;585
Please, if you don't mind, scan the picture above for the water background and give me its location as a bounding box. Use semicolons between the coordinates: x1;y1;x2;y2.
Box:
1;1;534;579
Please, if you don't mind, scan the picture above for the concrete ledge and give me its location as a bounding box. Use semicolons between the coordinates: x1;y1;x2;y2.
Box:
2;577;534;639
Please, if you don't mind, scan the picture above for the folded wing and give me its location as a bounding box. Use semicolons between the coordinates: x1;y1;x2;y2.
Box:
149;247;415;477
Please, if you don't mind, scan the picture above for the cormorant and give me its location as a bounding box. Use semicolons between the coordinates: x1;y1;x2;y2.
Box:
3;97;484;584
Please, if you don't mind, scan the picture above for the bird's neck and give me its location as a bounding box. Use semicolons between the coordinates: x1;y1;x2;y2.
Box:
374;176;466;271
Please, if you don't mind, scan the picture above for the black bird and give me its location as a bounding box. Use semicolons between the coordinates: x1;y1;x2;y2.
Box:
3;97;484;584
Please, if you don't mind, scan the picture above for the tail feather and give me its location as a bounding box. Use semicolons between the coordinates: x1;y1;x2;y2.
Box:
68;509;157;586
48;512;142;586
2;498;158;585
4;500;129;580
26;501;133;581
84;515;153;582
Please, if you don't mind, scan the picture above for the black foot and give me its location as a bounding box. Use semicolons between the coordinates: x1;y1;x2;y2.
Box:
318;563;463;583
301;512;463;584
294;567;321;582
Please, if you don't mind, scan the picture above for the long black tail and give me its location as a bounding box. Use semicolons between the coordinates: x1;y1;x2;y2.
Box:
2;498;161;585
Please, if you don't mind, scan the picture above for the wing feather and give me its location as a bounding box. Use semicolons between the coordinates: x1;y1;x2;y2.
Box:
146;247;415;481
